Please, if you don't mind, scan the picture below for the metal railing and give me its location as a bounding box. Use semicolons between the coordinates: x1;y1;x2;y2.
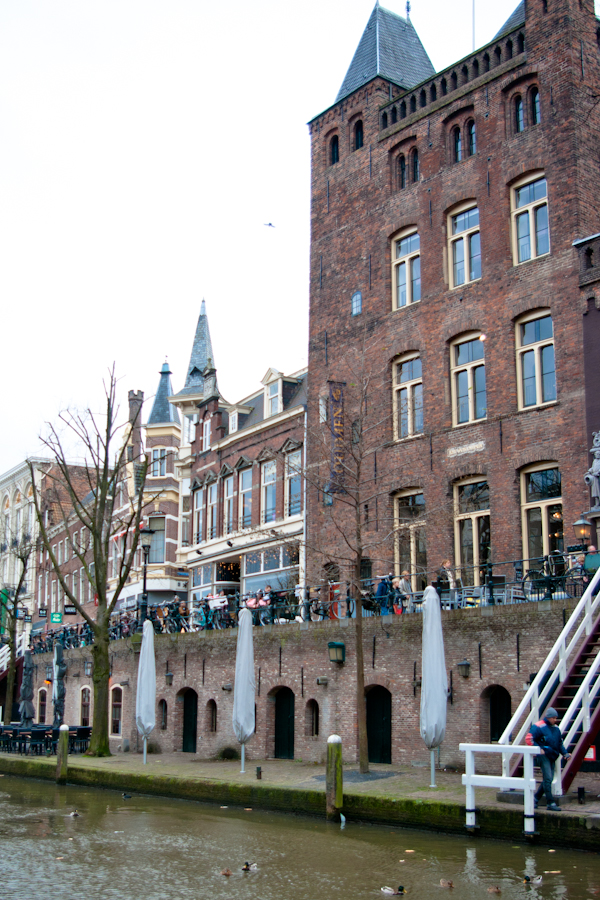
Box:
460;743;538;834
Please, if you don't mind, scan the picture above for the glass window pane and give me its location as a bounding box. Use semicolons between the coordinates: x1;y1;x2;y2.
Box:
526;507;543;563
521;349;536;406
454;128;462;161
535;204;549;256
478;515;491;568
458;482;489;514
546;504;564;553
413;383;423;433
397;261;407;307
517;212;531;262
397;530;411;573
411;255;421;302
515;98;524;132
415;526;427;587
246;552;261;574
541;344;556;402
526;468;561;502
397;493;425;521
264;548;280;571
398;387;409;437
468;121;476;155
456;338;484;365
398;233;420;256
516;178;546;208
452;208;479;235
474;364;486;418
453;238;465;285
469;231;481;280
460;518;474;581
241;469;252;491
456;370;469;422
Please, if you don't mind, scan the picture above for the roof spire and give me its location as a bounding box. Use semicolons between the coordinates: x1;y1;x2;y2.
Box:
171;300;218;401
406;1;411;21
148;361;180;426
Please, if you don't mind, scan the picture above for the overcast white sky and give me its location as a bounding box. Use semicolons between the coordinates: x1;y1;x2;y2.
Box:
1;0;595;473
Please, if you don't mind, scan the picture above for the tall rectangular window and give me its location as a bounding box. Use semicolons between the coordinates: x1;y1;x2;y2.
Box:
521;466;563;566
449;206;480;287
393;231;420;309
451;334;486;425
207;484;218;539
266;381;280;416
194;489;204;544
239;469;252;528
111;688;122;735
262;460;277;524
152;449;166;477
149;516;165;564
395;492;427;592
202;419;211;452
286;450;302;517
454;479;490;586
394;355;423;438
224;476;234;535
512;175;549;264
516;312;556;409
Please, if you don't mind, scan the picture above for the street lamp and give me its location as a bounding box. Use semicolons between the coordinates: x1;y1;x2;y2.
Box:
573;513;592;546
457;659;471;678
138;527;154;630
328;641;346;664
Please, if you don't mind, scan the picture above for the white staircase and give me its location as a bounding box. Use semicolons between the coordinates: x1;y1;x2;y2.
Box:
0;632;27;674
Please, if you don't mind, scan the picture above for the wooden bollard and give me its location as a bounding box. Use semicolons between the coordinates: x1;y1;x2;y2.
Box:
326;734;343;821
56;724;69;785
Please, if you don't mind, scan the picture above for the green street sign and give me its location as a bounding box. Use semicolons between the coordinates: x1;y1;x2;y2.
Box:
50;612;62;624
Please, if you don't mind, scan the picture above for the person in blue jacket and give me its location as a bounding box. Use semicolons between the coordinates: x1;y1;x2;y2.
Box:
528;707;571;811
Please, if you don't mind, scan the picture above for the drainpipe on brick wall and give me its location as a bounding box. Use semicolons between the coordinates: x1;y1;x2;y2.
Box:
302;405;308;598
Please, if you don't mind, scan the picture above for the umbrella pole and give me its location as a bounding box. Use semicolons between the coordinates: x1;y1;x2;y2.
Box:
143;736;147;765
241;743;245;774
430;749;436;787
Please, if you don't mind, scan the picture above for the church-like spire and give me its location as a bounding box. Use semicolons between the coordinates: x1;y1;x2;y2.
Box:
172;300;218;400
335;3;434;104
148;361;180;425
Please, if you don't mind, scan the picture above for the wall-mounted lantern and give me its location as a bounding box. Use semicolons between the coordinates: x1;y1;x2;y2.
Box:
328;641;345;664
165;672;173;686
457;658;471;678
573;513;592;545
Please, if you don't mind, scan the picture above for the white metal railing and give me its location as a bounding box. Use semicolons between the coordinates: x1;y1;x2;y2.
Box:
462;566;600;798
460;743;538;833
0;633;27;674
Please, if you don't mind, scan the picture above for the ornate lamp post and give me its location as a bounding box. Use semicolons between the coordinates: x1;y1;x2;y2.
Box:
138;527;154;630
573;513;592;547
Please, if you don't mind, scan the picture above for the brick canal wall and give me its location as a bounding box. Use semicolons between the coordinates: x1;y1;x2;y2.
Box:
30;599;576;769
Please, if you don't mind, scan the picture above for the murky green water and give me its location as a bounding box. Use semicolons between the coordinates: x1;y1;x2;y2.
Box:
0;775;598;900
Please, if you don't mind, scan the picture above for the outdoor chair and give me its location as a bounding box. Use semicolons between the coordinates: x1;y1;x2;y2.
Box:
27;730;46;756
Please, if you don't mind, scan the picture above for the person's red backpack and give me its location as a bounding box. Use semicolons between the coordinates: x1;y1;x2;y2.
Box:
525;719;545;746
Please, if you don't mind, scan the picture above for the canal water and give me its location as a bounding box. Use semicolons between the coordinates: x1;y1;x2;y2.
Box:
0;775;598;900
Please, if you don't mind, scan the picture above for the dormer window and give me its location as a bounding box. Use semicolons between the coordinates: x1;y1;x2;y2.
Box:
266;381;281;417
229;412;238;434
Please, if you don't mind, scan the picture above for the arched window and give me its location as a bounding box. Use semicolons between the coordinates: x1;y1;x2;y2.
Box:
441;77;447;96
515;310;556;409
454;477;491;585
531;87;541;125
354;120;363;150
81;687;90;727
392;229;420;309
472;59;479;79
506;39;513;60
521;464;563;565
394;353;423;437
305;699;319;737
515;96;524;133
206;699;217;733
351;290;362;316
448;203;481;287
382;112;388;129
330;135;339;166
397;155;406;190
400;100;406;118
467;120;476;156
430;84;437;102
391;106;397;124
420;89;426;108
412;149;419;182
111;687;122;735
511;172;550;264
451;71;458;90
461;65;469;85
483;53;490;72
159;699;167;730
410;95;417;113
453;127;462;162
494;46;502;66
517;32;525;53
450;332;486;425
38;689;47;725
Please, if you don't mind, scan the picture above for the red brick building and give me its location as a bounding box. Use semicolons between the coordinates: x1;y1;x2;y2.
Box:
306;0;600;590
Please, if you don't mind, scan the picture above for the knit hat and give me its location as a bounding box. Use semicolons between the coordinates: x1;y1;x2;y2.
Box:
544;707;559;719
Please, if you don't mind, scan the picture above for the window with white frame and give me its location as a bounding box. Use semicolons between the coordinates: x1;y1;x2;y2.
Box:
454;479;490;586
244;543;299;593
351;291;362;316
80;567;87;603
239;469;252;528
261;460;277;524
451;333;486;425
183;413;198;445
111;687;122;735
393;230;421;309
81;687;91;727
72;569;79;601
202;418;211;452
149;516;165;564
516;311;556;409
152;448;166;477
266;381;281;417
229;412;238;434
448;205;481;287
394;354;423;439
395;492;427;592
194;488;204;544
285;450;302;517
207;483;218;539
51;580;57;611
58;541;63;565
521;465;563;567
38;574;42;604
511;174;549;264
223;476;234;535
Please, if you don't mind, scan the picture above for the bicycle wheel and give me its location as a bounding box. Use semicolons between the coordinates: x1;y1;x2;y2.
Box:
522;569;545;601
564;567;588;599
330;598;355;618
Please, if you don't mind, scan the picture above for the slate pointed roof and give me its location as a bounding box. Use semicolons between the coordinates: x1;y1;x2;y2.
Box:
148;362;180;426
172;300;218;401
493;1;525;39
336;3;435;103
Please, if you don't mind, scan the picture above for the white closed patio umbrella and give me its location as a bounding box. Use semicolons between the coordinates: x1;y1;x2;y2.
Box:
136;619;156;764
420;585;448;787
232;608;255;773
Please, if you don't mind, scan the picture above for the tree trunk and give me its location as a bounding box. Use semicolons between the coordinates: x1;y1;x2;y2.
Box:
354;590;369;773
2;617;17;727
87;624;111;756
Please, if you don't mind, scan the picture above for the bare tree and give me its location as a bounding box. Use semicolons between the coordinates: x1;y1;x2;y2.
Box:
304;334;399;773
1;532;34;726
29;368;150;756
